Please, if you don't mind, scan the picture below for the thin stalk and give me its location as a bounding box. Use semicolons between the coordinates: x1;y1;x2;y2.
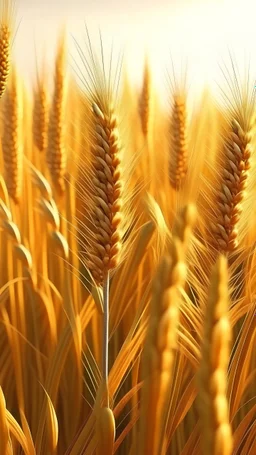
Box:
102;271;110;406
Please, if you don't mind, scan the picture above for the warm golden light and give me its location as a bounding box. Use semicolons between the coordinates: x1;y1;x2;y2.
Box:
0;1;256;454
14;0;256;95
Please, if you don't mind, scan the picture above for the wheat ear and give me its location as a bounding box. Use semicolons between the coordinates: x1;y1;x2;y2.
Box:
1;69;22;204
87;100;123;403
87;102;123;286
47;33;67;196
169;94;188;190
139;58;151;137
197;255;233;455
211;116;252;253
139;204;196;454
0;0;14;99
33;76;49;153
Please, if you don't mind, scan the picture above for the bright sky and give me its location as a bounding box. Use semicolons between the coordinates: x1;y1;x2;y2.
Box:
13;0;256;97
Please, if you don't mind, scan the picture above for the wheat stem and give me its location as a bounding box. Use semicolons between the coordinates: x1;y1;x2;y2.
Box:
102;271;110;405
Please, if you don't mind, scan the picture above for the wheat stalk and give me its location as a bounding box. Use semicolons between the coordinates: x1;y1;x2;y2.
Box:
30;165;77;345
0;194;34;418
197;255;233;455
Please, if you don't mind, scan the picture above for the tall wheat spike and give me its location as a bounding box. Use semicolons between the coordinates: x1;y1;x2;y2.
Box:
169;93;188;190
139;204;196;454
0;0;15;99
1;68;22;203
47;33;67;195
139;58;151;137
197;255;233;455
74;34;127;412
213;119;251;253
33;75;49;153
87;101;123;287
89;99;123;406
210;114;253;253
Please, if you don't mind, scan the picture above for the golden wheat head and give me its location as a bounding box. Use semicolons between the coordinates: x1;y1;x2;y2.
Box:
139;57;151;137
0;0;15;99
198;255;233;455
33;74;49;153
169;93;188;190
86;101;123;286
47;33;67;196
1;68;22;204
211;116;252;253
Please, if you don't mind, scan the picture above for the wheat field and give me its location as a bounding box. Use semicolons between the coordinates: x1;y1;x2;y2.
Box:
0;1;256;454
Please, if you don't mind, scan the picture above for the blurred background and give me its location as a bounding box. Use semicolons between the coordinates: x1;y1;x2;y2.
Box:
14;0;256;98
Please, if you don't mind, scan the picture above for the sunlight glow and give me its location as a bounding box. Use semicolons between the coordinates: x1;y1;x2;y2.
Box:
14;0;256;99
